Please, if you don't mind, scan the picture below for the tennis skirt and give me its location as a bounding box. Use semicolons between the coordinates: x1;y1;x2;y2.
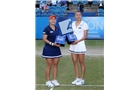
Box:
69;41;86;54
42;45;62;58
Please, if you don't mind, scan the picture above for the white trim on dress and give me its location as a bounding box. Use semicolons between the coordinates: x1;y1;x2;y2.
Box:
69;50;86;54
42;55;62;58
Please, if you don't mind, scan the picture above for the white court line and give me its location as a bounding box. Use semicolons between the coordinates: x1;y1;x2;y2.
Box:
36;54;104;56
36;84;104;87
59;54;104;56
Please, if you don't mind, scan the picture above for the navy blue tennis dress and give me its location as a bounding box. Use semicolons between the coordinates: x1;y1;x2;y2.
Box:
42;25;62;58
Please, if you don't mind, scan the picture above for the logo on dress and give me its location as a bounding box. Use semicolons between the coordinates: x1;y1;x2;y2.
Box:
50;31;53;33
78;27;82;29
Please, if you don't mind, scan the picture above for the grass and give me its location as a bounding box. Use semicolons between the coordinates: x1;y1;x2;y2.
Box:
36;86;104;90
36;56;104;90
36;40;104;90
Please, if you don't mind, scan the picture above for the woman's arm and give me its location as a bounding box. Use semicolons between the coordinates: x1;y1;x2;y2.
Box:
43;34;50;44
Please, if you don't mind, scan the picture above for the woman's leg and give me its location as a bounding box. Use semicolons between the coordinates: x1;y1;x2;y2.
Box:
78;54;85;79
71;53;79;78
46;58;53;81
52;58;60;80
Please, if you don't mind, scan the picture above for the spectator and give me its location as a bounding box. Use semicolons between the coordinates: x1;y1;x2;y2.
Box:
98;0;104;10
88;0;92;7
47;0;52;6
42;3;49;13
60;0;67;6
77;2;84;13
40;1;45;10
67;0;70;10
51;0;57;6
35;1;40;9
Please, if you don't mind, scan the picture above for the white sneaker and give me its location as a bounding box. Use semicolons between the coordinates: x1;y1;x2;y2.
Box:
52;80;60;86
76;79;84;86
72;78;80;85
46;81;54;87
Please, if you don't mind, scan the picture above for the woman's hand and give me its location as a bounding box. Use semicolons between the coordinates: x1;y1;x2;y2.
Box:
71;40;79;45
53;43;60;47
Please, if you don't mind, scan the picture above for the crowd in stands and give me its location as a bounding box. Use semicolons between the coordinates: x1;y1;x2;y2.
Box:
98;0;104;10
35;0;104;17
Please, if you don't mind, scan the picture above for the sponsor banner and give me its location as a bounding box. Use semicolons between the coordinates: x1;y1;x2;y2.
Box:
36;17;104;39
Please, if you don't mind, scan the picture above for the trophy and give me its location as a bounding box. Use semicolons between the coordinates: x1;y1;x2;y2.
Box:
55;35;66;47
66;34;77;44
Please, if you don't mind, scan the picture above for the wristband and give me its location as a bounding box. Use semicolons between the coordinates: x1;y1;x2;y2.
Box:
49;42;52;45
51;43;54;46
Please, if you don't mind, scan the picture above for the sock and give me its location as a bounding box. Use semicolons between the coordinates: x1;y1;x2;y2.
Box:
76;78;80;80
46;80;50;83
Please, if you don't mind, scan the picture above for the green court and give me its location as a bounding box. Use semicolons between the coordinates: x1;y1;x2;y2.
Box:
36;40;104;90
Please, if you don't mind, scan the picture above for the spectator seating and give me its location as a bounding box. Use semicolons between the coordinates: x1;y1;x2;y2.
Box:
41;13;48;17
82;0;88;5
98;8;104;12
82;12;96;17
59;13;65;17
35;0;103;17
61;6;66;11
98;13;104;16
49;6;56;10
93;0;99;4
72;0;78;5
54;8;60;14
98;8;104;16
48;8;55;13
42;1;46;4
36;9;42;14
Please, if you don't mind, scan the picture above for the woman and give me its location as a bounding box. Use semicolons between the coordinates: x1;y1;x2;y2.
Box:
88;0;93;7
42;3;49;13
69;11;88;85
35;1;40;9
40;1;45;10
42;15;61;87
98;0;104;10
